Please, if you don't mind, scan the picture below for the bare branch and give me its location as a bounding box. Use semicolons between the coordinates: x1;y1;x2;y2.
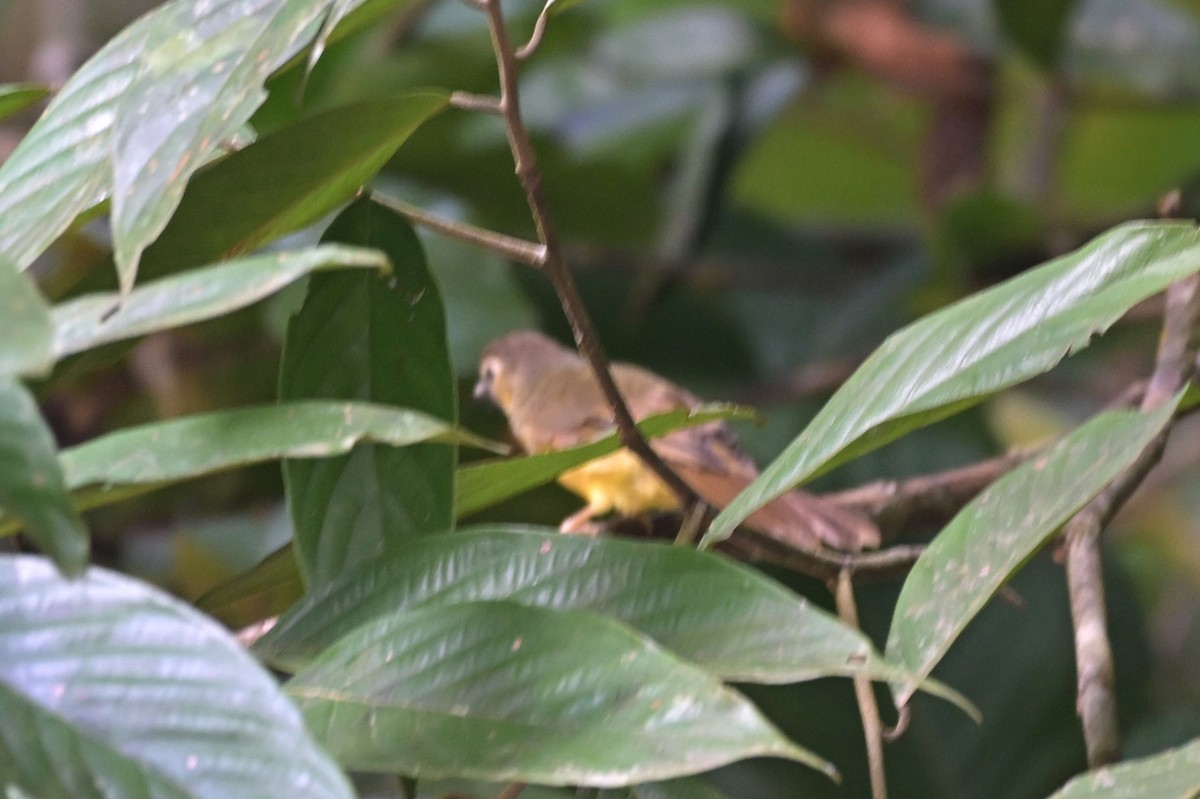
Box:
476;0;703;514
515;2;552;60
450;90;503;115
829;448;1035;540
1064;270;1200;767
725;532;925;583
372;191;546;266
835;569;889;799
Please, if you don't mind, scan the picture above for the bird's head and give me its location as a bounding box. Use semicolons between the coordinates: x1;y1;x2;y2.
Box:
474;330;576;416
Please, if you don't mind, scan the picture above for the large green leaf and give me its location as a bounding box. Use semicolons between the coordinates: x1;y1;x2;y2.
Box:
107;0;351;293
886;399;1179;707
287;599;833;785
255;526;968;711
0;21;141;269
0;255;54;378
0;556;352;799
282;199;456;590
0;0;340;275
139;92;448;279
706;221;1200;545
201;405;749;620
0;83;48;122
0;380;87;575
1047;738;1200;798
62;401;483;508
455;404;754;518
52;244;388;359
0;403;497;537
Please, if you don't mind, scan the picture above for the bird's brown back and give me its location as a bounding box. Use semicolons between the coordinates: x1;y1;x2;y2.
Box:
477;330;879;551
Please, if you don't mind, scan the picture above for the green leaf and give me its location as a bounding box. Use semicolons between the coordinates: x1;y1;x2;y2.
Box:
52;244;389;359
1047;737;1200;798
0;83;48;122
994;0;1078;71
0;380;88;575
283;199;456;590
706;221;1200;546
456;404;755;518
62;401;483;498
255;526;970;713
194;542;303;619
287;599;834;785
108;0;346;293
0;404;497;538
0;25;141;269
886;398;1180;708
0;0;352;274
140;92;448;279
0;255;54;378
0;555;352;799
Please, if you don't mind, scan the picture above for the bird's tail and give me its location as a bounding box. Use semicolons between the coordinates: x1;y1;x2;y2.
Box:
676;465;879;552
746;489;880;552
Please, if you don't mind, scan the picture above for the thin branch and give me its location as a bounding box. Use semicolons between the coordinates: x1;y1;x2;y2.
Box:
835;569;888;799
450;90;503;115
725;532;925;583
372;191;546;266
1064;271;1200;767
515;2;552;60
477;0;703;514
828;448;1035;540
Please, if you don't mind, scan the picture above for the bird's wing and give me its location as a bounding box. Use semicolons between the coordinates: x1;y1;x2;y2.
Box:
515;364;615;452
611;365;880;551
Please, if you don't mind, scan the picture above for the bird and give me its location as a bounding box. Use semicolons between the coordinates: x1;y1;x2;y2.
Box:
474;330;879;552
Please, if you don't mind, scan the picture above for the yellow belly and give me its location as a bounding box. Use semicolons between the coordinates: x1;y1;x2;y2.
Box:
557;449;680;516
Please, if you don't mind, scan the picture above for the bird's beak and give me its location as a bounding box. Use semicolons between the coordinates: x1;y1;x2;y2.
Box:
473;377;491;402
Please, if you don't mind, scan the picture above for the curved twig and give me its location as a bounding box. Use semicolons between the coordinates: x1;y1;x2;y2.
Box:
515;2;552;60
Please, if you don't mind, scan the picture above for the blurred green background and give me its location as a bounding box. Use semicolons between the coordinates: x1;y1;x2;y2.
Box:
4;0;1200;796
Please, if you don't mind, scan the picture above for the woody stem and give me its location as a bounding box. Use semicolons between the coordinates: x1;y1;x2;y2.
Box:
476;0;702;513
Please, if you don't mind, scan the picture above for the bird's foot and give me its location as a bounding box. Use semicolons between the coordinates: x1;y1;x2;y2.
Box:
559;506;605;536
